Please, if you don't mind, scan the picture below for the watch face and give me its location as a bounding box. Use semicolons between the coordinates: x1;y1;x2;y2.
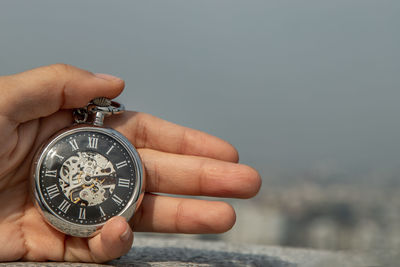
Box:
35;127;141;226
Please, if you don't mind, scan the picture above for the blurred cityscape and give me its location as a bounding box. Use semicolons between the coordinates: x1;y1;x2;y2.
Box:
226;185;399;251
138;167;400;252
223;167;400;251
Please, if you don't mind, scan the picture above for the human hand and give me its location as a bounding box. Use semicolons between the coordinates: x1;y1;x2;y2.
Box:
0;64;261;262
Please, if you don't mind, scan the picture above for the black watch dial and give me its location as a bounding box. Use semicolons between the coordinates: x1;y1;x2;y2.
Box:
37;129;139;225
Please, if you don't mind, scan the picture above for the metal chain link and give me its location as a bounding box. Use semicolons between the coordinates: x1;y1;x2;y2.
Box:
73;107;89;124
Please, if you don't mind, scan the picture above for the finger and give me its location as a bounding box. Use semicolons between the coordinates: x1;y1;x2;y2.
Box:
106;112;239;162
86;216;133;263
132;194;236;233
0;64;124;123
139;149;261;198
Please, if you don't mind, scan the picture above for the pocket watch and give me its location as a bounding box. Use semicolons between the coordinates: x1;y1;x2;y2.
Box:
31;98;143;237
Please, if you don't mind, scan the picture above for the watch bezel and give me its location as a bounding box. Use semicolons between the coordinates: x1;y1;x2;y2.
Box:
32;125;143;237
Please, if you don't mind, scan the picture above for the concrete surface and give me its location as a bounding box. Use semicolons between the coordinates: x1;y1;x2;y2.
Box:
0;236;377;266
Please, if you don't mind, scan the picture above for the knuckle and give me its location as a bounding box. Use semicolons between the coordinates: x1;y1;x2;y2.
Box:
47;63;74;75
175;200;186;233
134;113;151;147
179;127;190;155
41;64;77;86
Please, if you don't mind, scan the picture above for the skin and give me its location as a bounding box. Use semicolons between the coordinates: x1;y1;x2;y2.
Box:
0;64;261;262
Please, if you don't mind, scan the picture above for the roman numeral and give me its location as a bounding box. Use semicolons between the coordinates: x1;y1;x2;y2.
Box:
50;150;64;161
69;139;79;151
58;199;71;213
79;208;86;220
87;137;98;149
118;178;130;188
45;170;57;177
116;160;128;169
112;194;123;205
99;206;106;217
46;184;60;199
106;145;114;155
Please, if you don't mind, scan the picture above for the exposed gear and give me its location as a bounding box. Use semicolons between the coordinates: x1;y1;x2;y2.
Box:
59;152;116;206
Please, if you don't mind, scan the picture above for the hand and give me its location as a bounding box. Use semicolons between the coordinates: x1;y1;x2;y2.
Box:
0;64;261;262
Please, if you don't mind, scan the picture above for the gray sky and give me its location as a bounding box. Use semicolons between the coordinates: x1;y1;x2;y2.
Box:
1;0;399;183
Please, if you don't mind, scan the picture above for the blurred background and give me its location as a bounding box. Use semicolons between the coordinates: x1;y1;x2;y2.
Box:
1;0;400;251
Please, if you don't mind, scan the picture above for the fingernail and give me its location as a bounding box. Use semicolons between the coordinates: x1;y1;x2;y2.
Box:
120;227;131;242
95;73;122;81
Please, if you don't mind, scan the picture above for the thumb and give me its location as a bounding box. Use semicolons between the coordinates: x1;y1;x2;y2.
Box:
0;64;124;123
87;216;134;263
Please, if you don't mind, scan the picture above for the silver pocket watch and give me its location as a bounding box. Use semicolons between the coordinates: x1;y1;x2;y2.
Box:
31;98;143;237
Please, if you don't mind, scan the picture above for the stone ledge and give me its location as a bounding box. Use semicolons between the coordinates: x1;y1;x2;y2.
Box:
0;236;374;266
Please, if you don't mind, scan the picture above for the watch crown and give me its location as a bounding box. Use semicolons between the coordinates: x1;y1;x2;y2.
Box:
92;97;111;107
